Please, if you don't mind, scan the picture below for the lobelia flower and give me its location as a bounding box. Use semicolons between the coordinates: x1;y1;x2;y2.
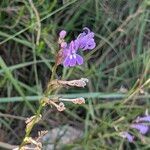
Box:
131;123;149;135
77;27;96;50
119;114;150;143
119;132;134;142
63;40;83;67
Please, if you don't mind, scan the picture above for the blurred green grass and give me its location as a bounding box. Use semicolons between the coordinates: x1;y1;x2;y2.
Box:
0;0;150;149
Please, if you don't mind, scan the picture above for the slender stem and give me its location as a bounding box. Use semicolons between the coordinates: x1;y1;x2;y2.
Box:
50;64;57;81
19;64;57;149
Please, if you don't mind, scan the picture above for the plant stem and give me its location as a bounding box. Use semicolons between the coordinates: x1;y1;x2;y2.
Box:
19;64;57;149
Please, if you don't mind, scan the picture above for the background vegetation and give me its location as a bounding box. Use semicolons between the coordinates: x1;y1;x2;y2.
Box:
0;0;150;149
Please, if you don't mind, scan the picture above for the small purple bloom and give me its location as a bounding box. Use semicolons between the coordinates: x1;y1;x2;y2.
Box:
120;132;134;142
59;30;67;39
135;116;150;123
63;41;83;67
131;123;149;134
77;27;96;50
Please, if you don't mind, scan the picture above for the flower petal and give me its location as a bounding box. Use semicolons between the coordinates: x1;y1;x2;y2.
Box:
69;55;76;67
74;40;79;51
119;132;134;142
131;123;149;134
136;116;150;123
83;39;96;50
63;56;70;67
76;54;83;65
83;27;91;33
88;39;96;49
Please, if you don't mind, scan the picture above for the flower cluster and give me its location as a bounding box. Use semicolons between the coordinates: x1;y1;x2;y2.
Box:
120;114;150;142
58;27;96;67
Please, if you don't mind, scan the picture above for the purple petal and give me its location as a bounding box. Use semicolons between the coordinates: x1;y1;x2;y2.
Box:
131;123;149;134
88;41;96;49
74;40;79;51
86;32;94;38
135;116;150;123
77;37;87;49
83;39;96;50
63;56;70;67
83;27;91;33
69;55;76;67
76;54;83;65
77;33;86;39
70;41;74;51
63;48;70;58
120;132;134;142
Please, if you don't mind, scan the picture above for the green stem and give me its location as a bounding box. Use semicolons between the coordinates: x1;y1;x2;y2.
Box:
19;64;57;149
50;64;57;81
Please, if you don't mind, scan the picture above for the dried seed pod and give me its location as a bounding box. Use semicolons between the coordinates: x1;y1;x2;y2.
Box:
72;97;85;104
58;78;89;88
57;102;66;111
59;97;85;105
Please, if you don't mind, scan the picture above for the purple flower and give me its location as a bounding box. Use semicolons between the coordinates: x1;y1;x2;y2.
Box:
131;123;149;134
63;41;83;67
119;132;134;142
135;116;150;123
77;27;96;50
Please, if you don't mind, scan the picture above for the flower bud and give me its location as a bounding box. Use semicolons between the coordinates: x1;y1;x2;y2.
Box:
59;30;67;39
61;42;67;48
